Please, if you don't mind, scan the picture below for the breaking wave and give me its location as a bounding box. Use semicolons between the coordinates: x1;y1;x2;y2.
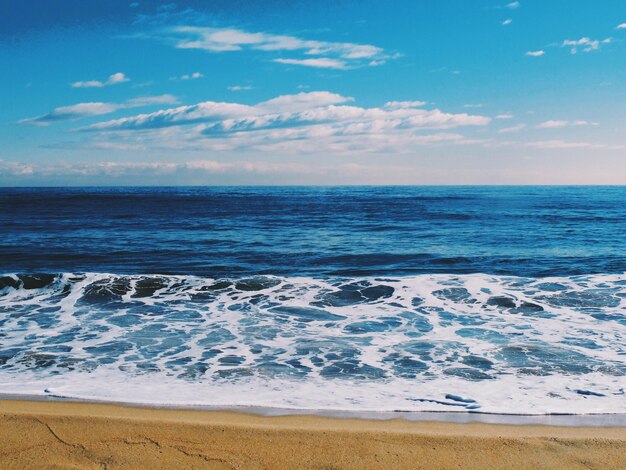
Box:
1;272;625;414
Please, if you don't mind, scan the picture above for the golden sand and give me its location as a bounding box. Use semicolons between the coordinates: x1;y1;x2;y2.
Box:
1;399;625;469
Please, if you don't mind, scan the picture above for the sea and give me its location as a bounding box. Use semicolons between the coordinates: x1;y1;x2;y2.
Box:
0;186;625;417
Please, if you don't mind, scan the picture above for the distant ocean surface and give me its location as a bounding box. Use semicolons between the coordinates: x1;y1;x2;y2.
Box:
1;186;625;415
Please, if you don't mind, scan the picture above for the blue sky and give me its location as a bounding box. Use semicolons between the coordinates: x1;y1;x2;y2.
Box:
1;0;625;185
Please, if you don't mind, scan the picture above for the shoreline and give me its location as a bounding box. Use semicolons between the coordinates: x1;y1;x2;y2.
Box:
2;399;626;469
2;393;626;427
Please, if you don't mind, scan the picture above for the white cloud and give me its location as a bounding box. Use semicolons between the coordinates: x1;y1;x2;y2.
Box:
464;104;484;108
525;50;545;57
384;100;427;109
228;85;254;91
274;58;349;69
259;91;352;112
526;140;623;150
496;114;513;119
83;91;489;134
161;26;393;69
0;161;35;175
108;72;129;84
0;159;386;180
19;95;179;126
562;37;611;54
536;120;567;129
181;72;203;80
498;124;526;134
617;23;626;29
125;94;179;106
71;72;130;88
536;120;598;129
502;19;512;26
74;91;490;154
19;103;120;126
85;102;256;131
506;2;520;9
80;91;350;131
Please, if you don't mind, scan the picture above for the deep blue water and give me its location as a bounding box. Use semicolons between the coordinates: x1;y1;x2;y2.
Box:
0;186;625;413
1;186;625;277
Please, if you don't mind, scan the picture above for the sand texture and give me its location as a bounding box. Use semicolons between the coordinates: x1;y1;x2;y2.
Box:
1;400;625;469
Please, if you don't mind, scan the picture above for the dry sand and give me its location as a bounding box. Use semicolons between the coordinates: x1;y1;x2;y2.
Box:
1;399;625;469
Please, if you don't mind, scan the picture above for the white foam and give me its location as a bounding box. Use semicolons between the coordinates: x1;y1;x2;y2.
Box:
0;368;623;415
0;272;625;414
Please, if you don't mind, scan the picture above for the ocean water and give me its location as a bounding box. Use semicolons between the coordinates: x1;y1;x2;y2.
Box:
0;186;625;415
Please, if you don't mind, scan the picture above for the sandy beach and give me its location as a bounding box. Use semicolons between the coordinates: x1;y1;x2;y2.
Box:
0;400;624;469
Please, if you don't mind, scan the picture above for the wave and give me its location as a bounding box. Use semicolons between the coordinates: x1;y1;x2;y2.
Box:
0;272;625;414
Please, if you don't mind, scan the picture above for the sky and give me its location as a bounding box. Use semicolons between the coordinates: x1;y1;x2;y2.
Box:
1;0;626;185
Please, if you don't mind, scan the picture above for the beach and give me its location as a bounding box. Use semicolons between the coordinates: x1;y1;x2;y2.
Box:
4;0;626;465
1;400;625;469
1;188;626;468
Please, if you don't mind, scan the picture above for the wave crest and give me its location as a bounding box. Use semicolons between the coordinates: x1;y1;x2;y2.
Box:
1;271;625;414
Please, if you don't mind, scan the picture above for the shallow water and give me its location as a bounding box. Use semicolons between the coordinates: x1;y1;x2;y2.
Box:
0;187;625;414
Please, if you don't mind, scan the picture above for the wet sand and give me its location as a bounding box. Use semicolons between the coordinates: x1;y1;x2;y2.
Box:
1;399;625;469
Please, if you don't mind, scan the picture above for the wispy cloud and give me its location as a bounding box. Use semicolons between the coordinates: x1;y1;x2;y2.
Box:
498;124;526;134
0;161;34;176
562;37;611;54
84;91;488;133
274;58;349;69
20;103;120;126
536;120;598;129
617;23;626;30
384;100;427;109
83;102;255;131
158;26;394;69
19;95;178;126
182;72;203;80
502;19;512;26
506;1;520;9
125;95;179;106
0;160;328;177
71;72;130;88
526;140;622;150
525;50;545;57
228;85;254;91
75;91;490;154
496;114;513;119
0;159;407;182
258;91;352;112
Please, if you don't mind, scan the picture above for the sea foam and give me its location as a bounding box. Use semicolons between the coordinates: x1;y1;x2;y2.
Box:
0;272;624;414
